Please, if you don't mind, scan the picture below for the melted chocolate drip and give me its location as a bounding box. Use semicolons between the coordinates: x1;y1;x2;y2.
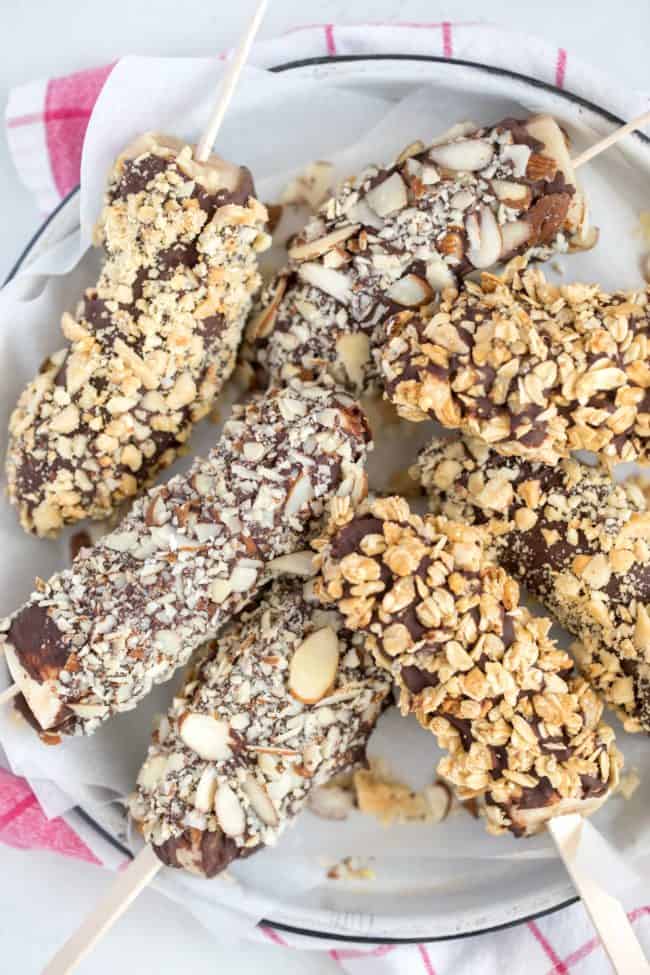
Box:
330;517;384;559
8;604;69;682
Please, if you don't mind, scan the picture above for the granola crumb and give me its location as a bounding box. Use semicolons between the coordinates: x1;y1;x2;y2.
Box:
354;758;451;826
327;856;376;881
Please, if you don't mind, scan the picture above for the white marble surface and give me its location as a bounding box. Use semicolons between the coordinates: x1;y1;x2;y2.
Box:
2;1;650;972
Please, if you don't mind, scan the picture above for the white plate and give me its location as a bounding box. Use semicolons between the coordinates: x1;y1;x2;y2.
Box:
6;54;650;944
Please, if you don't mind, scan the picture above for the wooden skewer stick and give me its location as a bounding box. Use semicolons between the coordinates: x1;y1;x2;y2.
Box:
572;106;650;168
0;684;20;706
43;846;162;975
195;0;269;162
549;815;650;974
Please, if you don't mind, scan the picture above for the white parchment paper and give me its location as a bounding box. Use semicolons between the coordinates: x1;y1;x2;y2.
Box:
1;56;649;936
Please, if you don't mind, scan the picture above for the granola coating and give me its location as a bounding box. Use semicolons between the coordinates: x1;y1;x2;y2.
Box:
1;379;371;737
6;133;270;537
312;496;620;837
380;265;650;467
245;115;588;396
416;435;650;732
130;578;391;877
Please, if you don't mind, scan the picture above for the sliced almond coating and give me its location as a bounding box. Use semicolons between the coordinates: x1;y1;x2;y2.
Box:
192;472;214;496
242;774;279;827
289;626;340;704
525;114;575;185
285;474;314;517
336;332;371;388
429;121;478;145
566;187;589;238
146;495;169;527
298;262;352;305
526;153;558;181
426;255;457;292
364;172;408;217
501;143;532;178
429;139;494;172
450;189;474;211
289;224;360;262
466;206;502;269
210;578;233;604
396;139;426;164
137;754;168;790
421;164;440;186
155;630;182;654
268;550;316;577
246;276;287;341
214;783;246;837
68;701;109;719
179;713;232;761
386;274;434;307
229;563;260;592
345;198;385;230
194;766;218;812
491;179;532;207
500;219;532;257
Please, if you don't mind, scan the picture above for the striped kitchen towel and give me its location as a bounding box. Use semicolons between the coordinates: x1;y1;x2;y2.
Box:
6;22;650;214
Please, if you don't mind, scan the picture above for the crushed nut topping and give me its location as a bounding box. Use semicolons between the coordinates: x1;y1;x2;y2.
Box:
353;759;452;826
1;379;371;737
416;435;650;733
245;115;587;396
7;135;270;537
312;496;621;837
129;578;391;877
381;263;650;467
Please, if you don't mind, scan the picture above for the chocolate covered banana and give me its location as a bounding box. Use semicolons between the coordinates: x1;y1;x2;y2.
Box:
1;380;370;737
246;116;589;395
381;266;650;467
7;134;269;536
417;435;650;732
131;579;391;876
313;496;620;837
